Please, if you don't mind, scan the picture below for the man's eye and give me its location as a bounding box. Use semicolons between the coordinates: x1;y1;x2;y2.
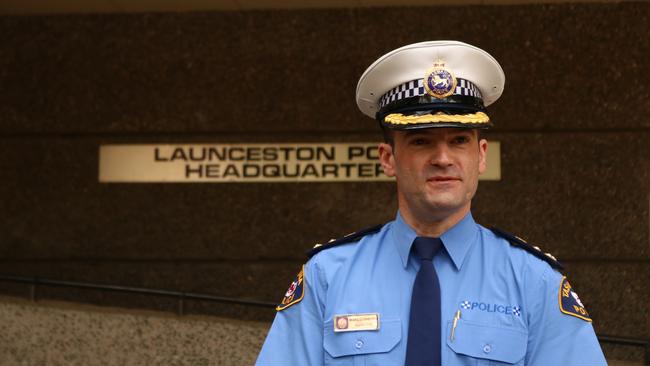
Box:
452;136;470;144
411;138;428;145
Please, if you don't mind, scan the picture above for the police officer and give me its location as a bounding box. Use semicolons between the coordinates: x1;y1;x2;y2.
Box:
256;41;607;365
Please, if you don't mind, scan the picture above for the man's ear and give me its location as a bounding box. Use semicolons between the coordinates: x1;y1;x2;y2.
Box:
378;143;396;177
478;138;488;175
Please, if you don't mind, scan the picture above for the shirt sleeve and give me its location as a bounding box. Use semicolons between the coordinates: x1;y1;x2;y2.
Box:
524;265;607;365
255;259;326;366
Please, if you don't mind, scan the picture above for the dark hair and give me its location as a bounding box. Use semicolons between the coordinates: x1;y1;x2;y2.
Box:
477;128;489;141
380;125;394;148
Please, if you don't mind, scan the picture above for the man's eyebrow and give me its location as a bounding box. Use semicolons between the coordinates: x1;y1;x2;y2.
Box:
450;130;475;137
403;130;429;137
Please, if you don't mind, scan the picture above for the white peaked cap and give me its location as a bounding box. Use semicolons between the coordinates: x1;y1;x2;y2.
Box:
356;40;505;129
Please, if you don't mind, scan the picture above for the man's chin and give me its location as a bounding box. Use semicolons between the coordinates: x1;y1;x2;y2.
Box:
421;198;468;217
423;190;463;207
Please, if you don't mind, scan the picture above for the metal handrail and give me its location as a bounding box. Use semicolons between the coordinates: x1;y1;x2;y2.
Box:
0;273;647;364
0;273;277;313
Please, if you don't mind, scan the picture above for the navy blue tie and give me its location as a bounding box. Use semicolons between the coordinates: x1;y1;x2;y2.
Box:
405;237;443;366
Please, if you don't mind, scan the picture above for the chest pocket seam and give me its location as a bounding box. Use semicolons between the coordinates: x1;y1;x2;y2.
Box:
323;318;402;358
446;319;528;364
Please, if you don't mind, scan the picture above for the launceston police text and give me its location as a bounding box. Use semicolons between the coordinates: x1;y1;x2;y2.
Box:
98;143;392;183
154;145;384;181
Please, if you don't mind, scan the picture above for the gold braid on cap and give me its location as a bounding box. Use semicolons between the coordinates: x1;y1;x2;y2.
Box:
384;112;490;125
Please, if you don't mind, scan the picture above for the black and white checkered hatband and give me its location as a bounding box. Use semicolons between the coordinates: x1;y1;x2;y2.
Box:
379;78;483;109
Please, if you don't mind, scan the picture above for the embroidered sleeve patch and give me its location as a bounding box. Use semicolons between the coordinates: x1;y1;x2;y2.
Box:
276;265;305;311
558;276;592;322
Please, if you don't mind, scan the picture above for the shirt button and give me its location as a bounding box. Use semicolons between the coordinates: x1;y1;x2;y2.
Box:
483;344;492;353
355;340;364;349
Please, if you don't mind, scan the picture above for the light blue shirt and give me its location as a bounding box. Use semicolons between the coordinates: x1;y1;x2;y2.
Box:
257;212;607;365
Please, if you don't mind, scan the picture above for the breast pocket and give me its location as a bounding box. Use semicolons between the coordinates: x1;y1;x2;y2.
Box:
323;318;402;366
446;319;528;365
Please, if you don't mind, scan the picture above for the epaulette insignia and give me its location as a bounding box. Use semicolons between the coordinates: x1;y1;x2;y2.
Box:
490;227;563;271
306;224;384;259
558;276;592;322
276;265;305;311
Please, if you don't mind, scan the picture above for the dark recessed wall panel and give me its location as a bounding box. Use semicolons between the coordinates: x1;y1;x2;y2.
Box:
475;131;650;260
0;3;648;135
1;132;646;261
568;262;650;341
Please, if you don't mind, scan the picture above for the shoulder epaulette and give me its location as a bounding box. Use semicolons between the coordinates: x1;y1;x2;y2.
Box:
306;224;384;259
490;227;564;271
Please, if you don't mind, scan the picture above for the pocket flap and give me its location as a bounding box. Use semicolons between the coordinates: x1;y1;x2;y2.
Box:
324;318;401;357
447;319;527;364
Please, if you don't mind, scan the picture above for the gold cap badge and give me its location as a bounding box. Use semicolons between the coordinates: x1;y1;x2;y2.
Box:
423;60;458;99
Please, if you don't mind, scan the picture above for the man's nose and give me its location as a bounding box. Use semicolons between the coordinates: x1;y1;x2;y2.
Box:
428;142;453;167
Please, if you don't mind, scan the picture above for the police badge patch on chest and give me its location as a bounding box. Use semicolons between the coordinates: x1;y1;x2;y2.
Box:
558;276;592;322
276;265;305;311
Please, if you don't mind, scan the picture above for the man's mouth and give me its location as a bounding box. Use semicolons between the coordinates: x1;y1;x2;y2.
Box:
428;176;461;182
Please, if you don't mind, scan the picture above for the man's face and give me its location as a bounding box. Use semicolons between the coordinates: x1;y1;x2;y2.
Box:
379;128;488;221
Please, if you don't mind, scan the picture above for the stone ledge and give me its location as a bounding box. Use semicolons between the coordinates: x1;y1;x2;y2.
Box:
0;296;644;365
0;296;269;366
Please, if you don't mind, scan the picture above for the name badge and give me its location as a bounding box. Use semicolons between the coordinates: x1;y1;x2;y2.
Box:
333;313;380;332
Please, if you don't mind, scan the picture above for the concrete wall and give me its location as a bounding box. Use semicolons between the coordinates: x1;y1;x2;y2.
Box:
0;2;648;362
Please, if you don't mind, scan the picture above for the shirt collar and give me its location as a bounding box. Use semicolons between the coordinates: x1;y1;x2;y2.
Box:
391;210;479;271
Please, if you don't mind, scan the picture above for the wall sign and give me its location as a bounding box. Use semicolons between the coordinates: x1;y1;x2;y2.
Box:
99;142;501;183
